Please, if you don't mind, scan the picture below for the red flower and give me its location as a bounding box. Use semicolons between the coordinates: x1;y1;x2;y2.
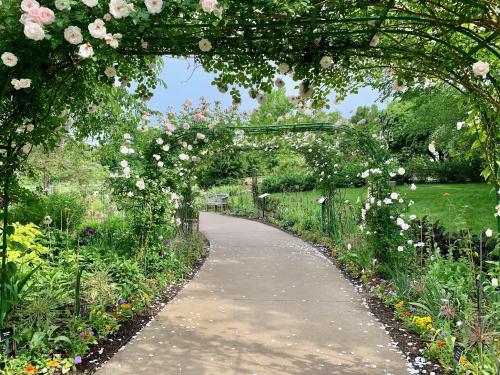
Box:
437;341;446;348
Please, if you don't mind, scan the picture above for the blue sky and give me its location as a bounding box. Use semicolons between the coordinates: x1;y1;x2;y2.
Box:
148;57;386;118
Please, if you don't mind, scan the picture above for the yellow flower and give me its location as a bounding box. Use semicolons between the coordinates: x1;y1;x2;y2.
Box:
395;301;404;309
460;355;466;364
143;293;150;299
46;361;59;367
105;324;111;332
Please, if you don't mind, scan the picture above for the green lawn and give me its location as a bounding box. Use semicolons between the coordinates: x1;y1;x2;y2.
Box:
274;183;497;233
209;183;497;233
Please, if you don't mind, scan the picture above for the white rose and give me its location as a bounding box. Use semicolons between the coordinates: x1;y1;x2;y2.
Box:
109;0;130;18
472;61;489;79
200;0;217;13
24;22;45;41
78;43;94;58
198;38;212;52
369;35;379;47
319;55;333;69
1;52;18;67
55;0;70;10
64;26;83;45
82;0;98;6
11;78;32;90
26;123;35;132
278;63;289;74
397;246;404;252
398;167;405;175
275;78;285;88
136;180;145;190
145;0;162;13
105;33;122;48
88;19;106;39
256;93;268;105
485;228;493;237
104;66;117;78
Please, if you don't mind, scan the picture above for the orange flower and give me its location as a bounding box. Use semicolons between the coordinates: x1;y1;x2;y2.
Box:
120;303;131;309
81;331;91;340
403;311;412;317
24;365;38;374
437;341;446;348
46;361;59;367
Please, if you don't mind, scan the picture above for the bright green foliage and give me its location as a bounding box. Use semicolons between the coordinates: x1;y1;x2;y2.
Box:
7;223;48;266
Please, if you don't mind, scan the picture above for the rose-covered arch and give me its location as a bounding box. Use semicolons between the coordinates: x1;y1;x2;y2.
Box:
0;0;499;322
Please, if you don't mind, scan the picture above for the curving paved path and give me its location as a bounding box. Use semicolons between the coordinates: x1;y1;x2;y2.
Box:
96;213;409;375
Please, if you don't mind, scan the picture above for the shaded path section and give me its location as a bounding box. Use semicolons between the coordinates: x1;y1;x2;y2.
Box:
96;213;409;374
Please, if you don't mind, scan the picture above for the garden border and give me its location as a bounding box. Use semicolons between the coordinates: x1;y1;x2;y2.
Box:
220;212;446;375
74;238;211;375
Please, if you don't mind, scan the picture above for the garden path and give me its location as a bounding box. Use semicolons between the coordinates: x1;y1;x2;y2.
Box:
96;212;409;374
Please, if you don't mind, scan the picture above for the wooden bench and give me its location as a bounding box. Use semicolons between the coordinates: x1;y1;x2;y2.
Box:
205;193;229;211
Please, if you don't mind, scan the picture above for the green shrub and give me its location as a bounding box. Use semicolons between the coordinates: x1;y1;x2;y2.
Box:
11;192;86;231
261;171;316;193
403;156;482;183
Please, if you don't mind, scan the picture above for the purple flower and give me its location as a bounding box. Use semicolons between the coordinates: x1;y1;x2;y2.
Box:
163;240;172;248
74;356;82;364
118;298;126;305
84;227;95;236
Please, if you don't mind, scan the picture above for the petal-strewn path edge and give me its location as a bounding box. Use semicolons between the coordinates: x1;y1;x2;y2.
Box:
96;213;413;374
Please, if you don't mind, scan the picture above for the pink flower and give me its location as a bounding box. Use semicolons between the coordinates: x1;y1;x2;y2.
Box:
19;13;35;25
24;22;45;41
193;113;205;122
38;7;55;25
28;7;42;22
20;0;39;12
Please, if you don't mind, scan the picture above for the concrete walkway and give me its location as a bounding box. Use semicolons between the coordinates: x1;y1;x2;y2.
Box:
96;213;409;375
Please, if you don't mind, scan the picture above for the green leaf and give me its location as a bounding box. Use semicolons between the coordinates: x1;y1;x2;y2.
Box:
5;225;15;236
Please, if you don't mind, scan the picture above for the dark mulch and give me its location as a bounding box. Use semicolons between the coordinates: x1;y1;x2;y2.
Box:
227;213;447;374
73;244;210;374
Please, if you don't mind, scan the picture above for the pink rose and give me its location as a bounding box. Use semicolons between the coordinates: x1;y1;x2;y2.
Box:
20;0;40;12
193;113;206;122
24;22;45;41
28;7;42;23
38;7;55;25
20;13;35;25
